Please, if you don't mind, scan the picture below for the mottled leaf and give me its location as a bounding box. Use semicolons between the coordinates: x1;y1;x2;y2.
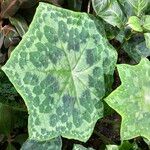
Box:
21;137;62;150
123;34;150;62
144;33;150;49
127;16;143;32
105;58;150;140
92;0;125;28
2;3;117;142
73;144;94;150
9;14;28;37
126;0;149;16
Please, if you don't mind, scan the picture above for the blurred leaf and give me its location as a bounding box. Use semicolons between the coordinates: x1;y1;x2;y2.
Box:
14;134;28;145
73;144;94;150
6;143;16;150
126;0;149;16
144;33;150;49
127;16;143;32
21;137;62;150
0;52;6;65
8;46;15;58
2;25;20;48
19;0;37;9
92;0;126;28
67;0;82;11
0;104;15;135
123;34;150;62
142;15;150;31
9;14;28;37
1;0;20;18
0;32;4;49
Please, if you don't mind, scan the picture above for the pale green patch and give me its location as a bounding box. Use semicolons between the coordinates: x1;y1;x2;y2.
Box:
105;58;150;140
2;3;117;142
73;144;94;150
127;16;143;32
144;33;150;49
142;15;150;31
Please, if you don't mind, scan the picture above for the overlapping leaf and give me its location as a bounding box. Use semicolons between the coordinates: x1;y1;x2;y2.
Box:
105;58;150;140
73;144;94;150
2;3;117;142
21;137;62;150
92;0;125;28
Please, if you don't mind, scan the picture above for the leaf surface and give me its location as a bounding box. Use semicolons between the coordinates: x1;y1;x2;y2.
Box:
105;58;150;140
92;0;125;28
2;3;117;142
21;137;62;150
73;144;94;150
144;33;150;49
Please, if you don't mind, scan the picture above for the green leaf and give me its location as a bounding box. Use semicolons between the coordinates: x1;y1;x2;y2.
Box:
105;58;150;141
144;33;150;49
123;34;150;62
21;137;62;150
6;143;16;150
142;15;150;31
2;3;117;142
126;0;149;16
9;14;28;37
73;144;94;150
127;16;143;32
92;0;125;28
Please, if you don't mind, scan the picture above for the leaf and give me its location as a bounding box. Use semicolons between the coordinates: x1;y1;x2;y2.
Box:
0;104;15;135
1;0;20;18
144;33;150;49
6;143;16;150
67;0;82;11
92;0;126;28
73;144;94;150
142;15;150;31
9;14;28;37
127;16;143;32
126;0;149;16
123;34;150;62
2;3;117;142
21;137;62;150
105;58;150;141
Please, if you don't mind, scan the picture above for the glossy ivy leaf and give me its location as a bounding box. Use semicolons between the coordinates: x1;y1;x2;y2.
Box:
92;0;125;28
105;58;150;141
21;137;62;150
142;15;150;31
126;0;149;16
2;3;117;142
73;144;94;150
127;16;143;32
144;33;150;49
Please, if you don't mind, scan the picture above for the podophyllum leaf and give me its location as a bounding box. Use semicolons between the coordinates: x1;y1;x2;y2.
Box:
2;3;117;142
92;0;125;28
127;16;143;32
105;58;150;141
73;144;94;150
142;15;150;31
126;0;149;16
21;137;62;150
123;34;150;62
9;14;28;37
144;33;150;49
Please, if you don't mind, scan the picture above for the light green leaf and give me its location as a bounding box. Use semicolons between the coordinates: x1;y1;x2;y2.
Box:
126;0;149;16
73;144;94;150
127;16;143;32
21;137;62;150
144;33;150;49
92;0;125;28
142;15;150;31
2;3;117;142
105;58;150;141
